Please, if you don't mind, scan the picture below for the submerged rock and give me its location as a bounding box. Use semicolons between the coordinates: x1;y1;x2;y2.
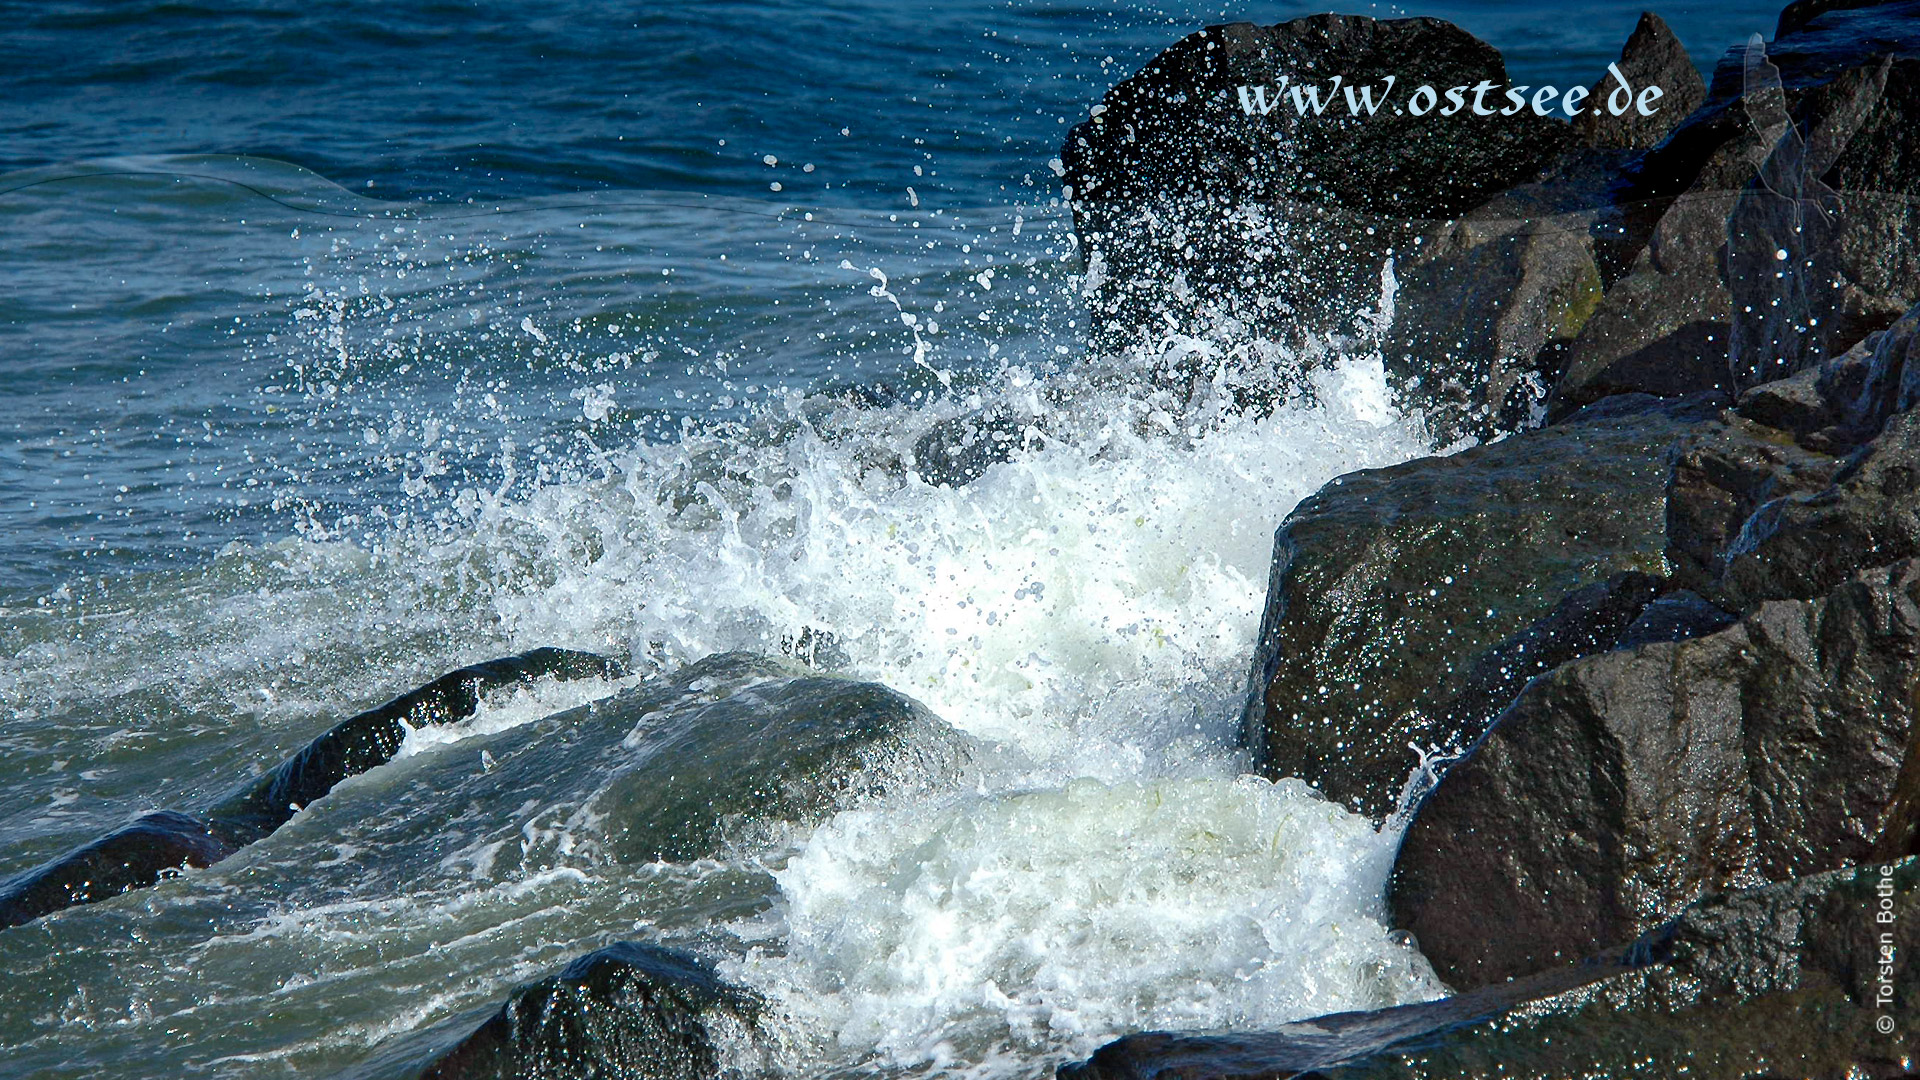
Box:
1242;397;1712;821
586;653;975;864
0;647;626;930
1391;559;1920;989
1063;857;1919;1080
412;943;760;1080
209;647;629;845
0;811;235;931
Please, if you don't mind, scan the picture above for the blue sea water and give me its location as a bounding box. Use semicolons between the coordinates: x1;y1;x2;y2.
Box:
0;3;1796;1078
1;0;1786;597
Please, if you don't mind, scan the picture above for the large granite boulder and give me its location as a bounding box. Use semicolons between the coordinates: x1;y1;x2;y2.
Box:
1062;857;1919;1080
1722;409;1920;603
1663;412;1845;595
1571;13;1708;150
1241;397;1715;821
1390;559;1920;989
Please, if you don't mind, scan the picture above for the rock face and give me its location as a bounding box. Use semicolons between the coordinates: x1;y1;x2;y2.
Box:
1663;413;1844;596
1242;398;1711;821
1380;196;1606;436
1723;410;1920;603
414;943;760;1080
1391;559;1920;989
1661;303;1920;606
0;647;627;931
1062;857;1919;1080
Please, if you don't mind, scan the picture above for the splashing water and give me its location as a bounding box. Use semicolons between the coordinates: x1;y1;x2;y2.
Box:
0;157;1447;1079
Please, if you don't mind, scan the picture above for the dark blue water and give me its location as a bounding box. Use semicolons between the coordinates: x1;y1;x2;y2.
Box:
0;0;1785;598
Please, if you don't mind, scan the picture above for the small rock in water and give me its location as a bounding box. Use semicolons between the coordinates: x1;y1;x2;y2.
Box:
410;942;761;1080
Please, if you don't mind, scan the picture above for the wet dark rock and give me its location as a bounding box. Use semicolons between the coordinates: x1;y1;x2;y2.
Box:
1426;571;1665;759
1550;311;1732;417
1391;559;1920;989
1664;413;1844;598
1571;12;1707;151
209;647;629;845
0;811;236;930
1242;398;1712;821
1592;3;1920;400
0;647;627;930
1723;409;1920;603
413;943;760;1080
1061;14;1571;350
1833;297;1920;440
1064;857;1919;1080
1063;14;1566;223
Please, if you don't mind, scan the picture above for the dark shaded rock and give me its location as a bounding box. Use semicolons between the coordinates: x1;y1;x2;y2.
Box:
1063;15;1567;222
209;647;629;845
1723;409;1920;603
1664;413;1844;597
414;943;759;1080
1391;559;1920;989
0;811;236;930
1627;5;1920;393
1571;13;1707;151
1778;0;1897;38
1836;296;1920;439
1428;571;1664;754
1061;14;1572;352
1064;858;1919;1080
1732;349;1868;449
1614;588;1739;646
1550;313;1732;416
1058;935;1655;1080
1242;398;1712;821
1557;4;1920;412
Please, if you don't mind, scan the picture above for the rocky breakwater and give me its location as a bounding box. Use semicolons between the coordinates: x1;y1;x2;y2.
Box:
1066;1;1920;1076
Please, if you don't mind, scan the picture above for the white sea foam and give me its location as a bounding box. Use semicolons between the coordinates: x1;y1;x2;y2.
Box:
742;775;1441;1076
